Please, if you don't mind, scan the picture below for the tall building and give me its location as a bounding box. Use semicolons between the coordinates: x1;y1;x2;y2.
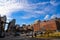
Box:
0;15;7;31
0;15;7;37
7;19;16;32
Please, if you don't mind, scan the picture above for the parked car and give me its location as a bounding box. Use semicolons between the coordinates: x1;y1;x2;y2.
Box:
14;32;20;36
26;32;33;36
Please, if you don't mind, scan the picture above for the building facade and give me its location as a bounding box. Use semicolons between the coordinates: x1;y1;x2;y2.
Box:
32;19;59;32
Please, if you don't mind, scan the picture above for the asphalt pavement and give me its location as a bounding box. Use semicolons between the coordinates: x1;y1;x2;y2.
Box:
0;35;60;40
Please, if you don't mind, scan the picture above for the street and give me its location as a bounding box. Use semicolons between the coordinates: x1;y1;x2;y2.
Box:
0;35;60;40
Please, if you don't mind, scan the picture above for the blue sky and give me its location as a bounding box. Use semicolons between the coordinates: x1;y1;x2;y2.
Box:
0;0;60;26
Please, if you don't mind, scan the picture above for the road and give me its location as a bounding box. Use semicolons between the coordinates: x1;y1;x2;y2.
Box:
0;35;60;40
0;35;46;40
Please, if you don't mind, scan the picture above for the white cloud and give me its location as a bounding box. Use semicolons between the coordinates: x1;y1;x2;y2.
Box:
21;14;38;19
0;0;30;23
34;11;45;14
0;0;28;16
21;1;59;19
0;0;59;20
51;14;56;19
50;0;60;6
22;0;60;19
44;15;50;20
56;14;60;18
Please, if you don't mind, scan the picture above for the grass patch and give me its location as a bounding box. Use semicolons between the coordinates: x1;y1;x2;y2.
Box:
34;32;60;38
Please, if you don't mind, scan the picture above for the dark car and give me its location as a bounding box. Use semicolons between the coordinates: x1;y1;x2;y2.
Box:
14;32;20;36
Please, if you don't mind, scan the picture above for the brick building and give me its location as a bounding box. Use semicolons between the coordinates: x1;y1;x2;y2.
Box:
32;20;40;32
55;18;60;31
32;18;60;32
